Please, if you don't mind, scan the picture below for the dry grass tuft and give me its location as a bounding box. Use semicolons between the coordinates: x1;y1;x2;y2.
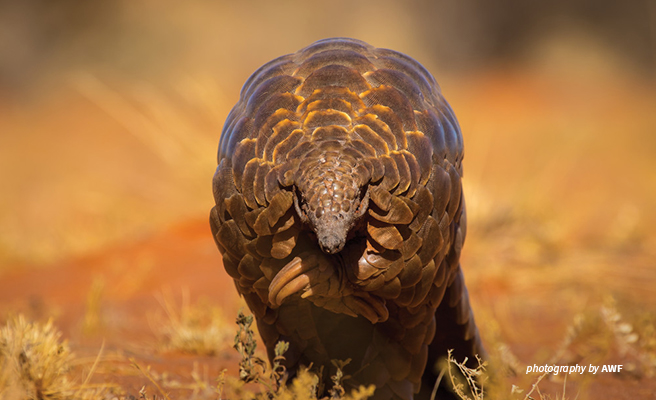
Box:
599;298;656;378
443;350;566;400
155;291;233;356
445;350;488;400
0;315;74;400
0;315;113;400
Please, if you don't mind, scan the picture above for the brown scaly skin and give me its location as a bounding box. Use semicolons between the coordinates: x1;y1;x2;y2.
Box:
211;38;485;400
294;150;370;254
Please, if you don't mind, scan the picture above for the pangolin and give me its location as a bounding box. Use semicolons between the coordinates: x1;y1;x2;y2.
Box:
210;38;485;400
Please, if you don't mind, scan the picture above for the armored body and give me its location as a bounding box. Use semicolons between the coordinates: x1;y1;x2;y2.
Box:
211;38;484;400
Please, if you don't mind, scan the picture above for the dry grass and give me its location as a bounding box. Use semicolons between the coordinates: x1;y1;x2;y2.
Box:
124;358;225;400
0;315;74;399
1;284;654;400
154;290;234;356
82;278;106;336
441;296;656;400
0;315;110;400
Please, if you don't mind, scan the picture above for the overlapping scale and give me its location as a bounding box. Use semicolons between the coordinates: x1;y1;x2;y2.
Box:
296;64;371;98
262;119;301;161
361;89;416;135
210;37;481;400
294;50;375;78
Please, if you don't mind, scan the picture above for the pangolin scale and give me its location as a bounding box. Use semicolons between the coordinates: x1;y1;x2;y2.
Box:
210;38;485;400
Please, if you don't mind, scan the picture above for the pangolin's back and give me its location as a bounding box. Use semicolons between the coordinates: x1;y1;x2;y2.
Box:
211;38;483;400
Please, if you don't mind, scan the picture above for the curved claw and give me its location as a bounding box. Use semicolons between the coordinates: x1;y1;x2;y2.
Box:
345;294;389;324
268;255;317;306
273;273;312;305
267;251;388;324
268;252;336;306
301;279;331;299
300;266;341;298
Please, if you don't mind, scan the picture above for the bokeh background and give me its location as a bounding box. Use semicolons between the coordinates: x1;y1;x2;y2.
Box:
1;0;655;265
0;1;655;398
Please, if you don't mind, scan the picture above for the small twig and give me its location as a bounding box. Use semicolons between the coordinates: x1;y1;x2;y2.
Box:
523;371;548;400
562;372;567;400
216;368;227;400
82;339;105;386
130;357;172;400
430;368;446;400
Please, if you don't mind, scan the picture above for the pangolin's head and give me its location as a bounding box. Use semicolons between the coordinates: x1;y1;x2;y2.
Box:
293;151;369;254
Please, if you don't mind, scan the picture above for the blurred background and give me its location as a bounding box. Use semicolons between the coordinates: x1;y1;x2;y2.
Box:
0;0;654;266
1;0;655;397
